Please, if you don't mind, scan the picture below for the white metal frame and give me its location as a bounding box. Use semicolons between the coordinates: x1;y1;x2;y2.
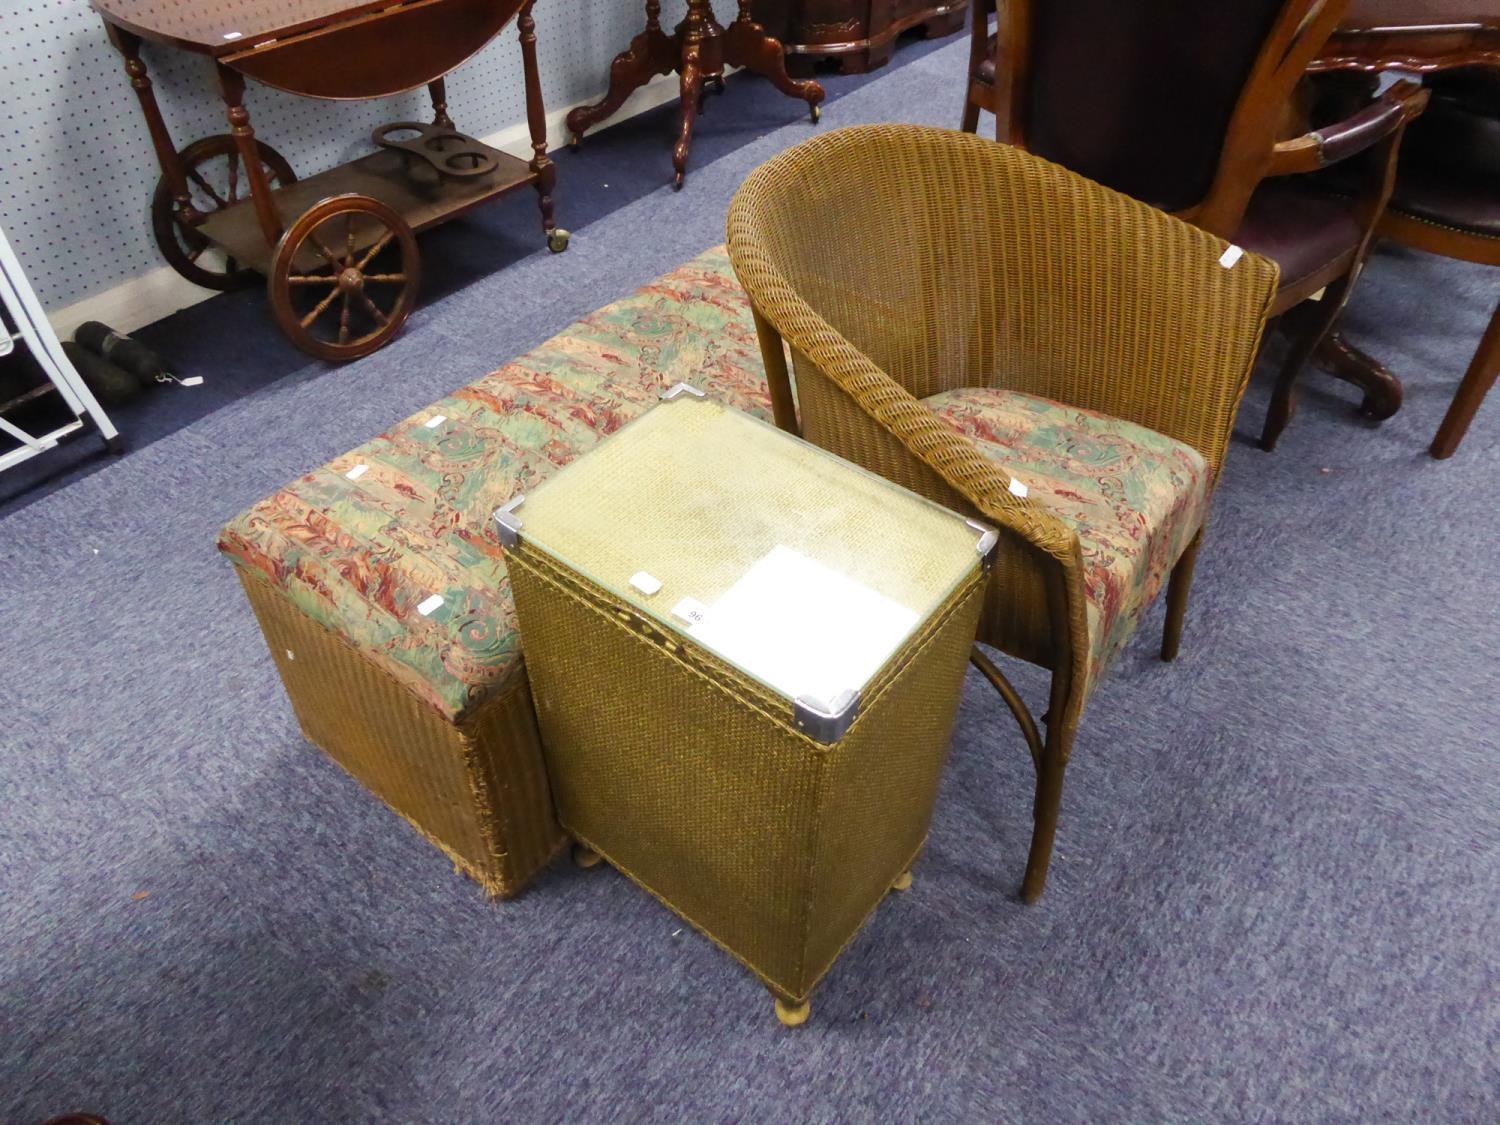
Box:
0;223;119;474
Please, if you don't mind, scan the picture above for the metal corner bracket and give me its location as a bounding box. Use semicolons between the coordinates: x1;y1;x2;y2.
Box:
659;382;706;401
794;689;860;744
965;518;1000;572
493;494;525;548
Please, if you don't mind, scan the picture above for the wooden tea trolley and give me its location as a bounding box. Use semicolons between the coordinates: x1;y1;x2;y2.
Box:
95;0;569;361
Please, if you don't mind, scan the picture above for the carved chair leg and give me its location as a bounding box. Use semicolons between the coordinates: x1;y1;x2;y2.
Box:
1261;273;1358;451
1021;724;1069;903
1306;331;1404;420
961;95;980;134
1432;294;1500;459
1161;530;1203;662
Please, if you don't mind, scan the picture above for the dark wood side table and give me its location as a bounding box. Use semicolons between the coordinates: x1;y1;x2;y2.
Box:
566;1;825;190
1313;0;1500;73
1306;1;1500;418
750;0;968;75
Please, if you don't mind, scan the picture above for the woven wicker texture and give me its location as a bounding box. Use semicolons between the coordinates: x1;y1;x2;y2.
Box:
503;400;987;1005
726;125;1278;899
726;124;1278;712
238;569;565;898
512;397;979;691
509;547;984;1003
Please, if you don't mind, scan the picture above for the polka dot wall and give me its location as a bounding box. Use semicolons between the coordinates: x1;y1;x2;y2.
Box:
0;1;671;310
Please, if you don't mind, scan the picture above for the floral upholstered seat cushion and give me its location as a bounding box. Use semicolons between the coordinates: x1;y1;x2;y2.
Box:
922;386;1210;685
220;247;772;721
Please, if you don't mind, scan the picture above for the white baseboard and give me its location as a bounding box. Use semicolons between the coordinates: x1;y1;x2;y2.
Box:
46;73;691;340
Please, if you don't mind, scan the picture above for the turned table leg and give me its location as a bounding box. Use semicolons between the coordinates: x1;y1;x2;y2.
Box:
427;78;454;129
517;0;561;243
1431;295;1500;459
215;64;282;246
106;26;194;223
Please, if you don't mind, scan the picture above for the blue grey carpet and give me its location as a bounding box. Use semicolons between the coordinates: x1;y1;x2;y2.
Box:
3;37;1497;1124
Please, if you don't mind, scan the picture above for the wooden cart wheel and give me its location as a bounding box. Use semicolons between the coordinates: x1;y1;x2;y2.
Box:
151;135;295;291
267;194;420;362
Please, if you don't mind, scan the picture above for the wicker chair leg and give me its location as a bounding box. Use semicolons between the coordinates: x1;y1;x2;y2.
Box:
1161;531;1203;662
1020;727;1068;903
970;644;1043;767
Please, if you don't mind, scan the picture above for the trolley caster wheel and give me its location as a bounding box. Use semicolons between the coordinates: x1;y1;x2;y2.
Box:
810;103;822;124
673;172;685;192
152;135;296;292
268;194;420;363
546;229;571;254
569;133;582;151
774;996;811;1028
571;842;602;869
891;870;913;892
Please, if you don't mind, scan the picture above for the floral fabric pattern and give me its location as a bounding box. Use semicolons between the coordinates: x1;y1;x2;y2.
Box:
923;386;1209;686
220;247;773;719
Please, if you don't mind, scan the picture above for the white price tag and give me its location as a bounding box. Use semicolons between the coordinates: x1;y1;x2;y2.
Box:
344;464;369;480
1218;244;1244;269
424;415;446;428
1008;477;1029;499
630;571;663;596
671;596;709;626
417;594;444;617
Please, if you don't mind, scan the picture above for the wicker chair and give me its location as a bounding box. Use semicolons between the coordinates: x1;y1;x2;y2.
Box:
727;125;1279;901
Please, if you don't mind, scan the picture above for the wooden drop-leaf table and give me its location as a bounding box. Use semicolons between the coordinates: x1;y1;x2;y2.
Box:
95;0;569;361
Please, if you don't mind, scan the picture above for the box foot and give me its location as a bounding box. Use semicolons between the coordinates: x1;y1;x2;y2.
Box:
774;995;811;1028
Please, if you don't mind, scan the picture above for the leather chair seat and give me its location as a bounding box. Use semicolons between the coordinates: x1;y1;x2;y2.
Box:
1389;98;1500;239
1233;180;1363;291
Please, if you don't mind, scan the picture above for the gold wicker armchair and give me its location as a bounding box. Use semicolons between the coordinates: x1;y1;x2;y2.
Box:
727;125;1279;901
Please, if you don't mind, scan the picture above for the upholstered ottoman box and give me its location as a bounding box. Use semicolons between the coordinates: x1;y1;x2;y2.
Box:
218;249;775;897
500;390;991;1023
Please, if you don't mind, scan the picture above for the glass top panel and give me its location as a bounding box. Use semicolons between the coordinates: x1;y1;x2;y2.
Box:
512;395;982;707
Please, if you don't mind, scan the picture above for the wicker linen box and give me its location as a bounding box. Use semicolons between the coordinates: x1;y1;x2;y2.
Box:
498;387;992;1025
218;247;775;897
